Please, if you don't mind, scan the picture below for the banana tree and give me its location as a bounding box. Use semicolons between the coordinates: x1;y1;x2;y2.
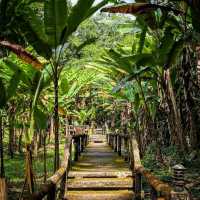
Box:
17;0;110;171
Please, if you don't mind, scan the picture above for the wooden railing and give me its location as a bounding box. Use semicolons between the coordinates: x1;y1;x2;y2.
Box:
107;133;190;200
30;130;88;200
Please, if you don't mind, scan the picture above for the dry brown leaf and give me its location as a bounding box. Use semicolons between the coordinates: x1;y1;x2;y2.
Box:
0;40;43;70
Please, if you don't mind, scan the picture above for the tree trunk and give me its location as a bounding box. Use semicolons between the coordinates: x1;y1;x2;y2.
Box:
43;131;47;183
182;48;200;149
196;46;200;87
54;66;60;172
0;115;5;178
33;131;38;157
25;144;34;194
8;113;14;158
18;128;23;153
49;117;54;142
164;69;186;151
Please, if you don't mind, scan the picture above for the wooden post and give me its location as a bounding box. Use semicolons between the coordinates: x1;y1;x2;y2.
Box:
68;143;72;169
59;171;66;199
111;135;113;149
81;136;84;153
114;135;118;152
84;134;87;147
124;136;128;161
135;172;142;200
47;184;56;200
118;135;121;156
86;134;89;145
106;134;108;143
0;178;7;200
109;134;111;146
78;137;81;156
150;186;157;200
74;138;79;161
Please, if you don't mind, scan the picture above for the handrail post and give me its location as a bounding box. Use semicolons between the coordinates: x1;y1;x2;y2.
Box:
80;135;84;153
68;142;72;169
85;134;88;147
47;184;56;200
118;135;121;156
78;136;81;156
86;134;89;145
150;186;157;200
59;171;66;199
111;135;114;149
135;171;143;200
124;136;128;161
74;138;79;161
114;134;118;152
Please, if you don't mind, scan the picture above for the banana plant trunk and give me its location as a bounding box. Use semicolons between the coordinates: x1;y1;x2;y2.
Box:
182;49;200;149
165;69;186;151
0;114;5;178
53;65;60;172
8;111;15;158
43;131;47;183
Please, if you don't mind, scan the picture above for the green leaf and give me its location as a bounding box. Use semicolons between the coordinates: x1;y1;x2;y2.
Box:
137;25;147;54
84;0;108;20
64;0;95;40
19;6;52;58
61;77;70;94
190;5;200;33
6;69;22;101
158;27;175;65
0;78;6;109
107;49;132;73
44;0;68;47
164;38;185;69
134;93;140;113
34;108;48;129
67;81;78;98
3;60;32;86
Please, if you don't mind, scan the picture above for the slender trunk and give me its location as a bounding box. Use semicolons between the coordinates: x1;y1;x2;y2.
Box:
38;130;42;149
182;48;200;149
65;117;69;137
33;131;38;157
196;46;200;87
43;132;47;183
25;144;34;194
165;69;186;151
49;117;54;142
0;115;5;178
8;113;14;158
18;128;23;153
54;66;59;172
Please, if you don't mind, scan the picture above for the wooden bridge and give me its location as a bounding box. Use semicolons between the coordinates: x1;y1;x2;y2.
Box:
31;127;189;200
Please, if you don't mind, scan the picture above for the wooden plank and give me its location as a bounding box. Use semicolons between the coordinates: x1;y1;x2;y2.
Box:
68;177;134;190
0;178;7;200
68;171;132;178
66;190;134;200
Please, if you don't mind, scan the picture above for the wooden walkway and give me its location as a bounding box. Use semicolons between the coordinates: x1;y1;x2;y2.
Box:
66;134;134;200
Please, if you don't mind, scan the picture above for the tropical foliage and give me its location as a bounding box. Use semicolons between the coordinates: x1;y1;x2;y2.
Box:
0;0;200;199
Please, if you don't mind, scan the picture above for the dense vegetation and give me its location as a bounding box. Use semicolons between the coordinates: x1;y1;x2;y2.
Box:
0;0;200;199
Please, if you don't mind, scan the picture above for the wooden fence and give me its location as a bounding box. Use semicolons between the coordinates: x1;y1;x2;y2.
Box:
30;129;88;200
107;133;190;200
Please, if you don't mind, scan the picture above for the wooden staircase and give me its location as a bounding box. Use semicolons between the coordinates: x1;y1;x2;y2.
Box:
65;134;134;200
31;130;189;200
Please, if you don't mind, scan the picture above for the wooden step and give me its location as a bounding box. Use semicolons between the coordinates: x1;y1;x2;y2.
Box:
68;177;134;190
66;190;134;200
68;171;133;178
